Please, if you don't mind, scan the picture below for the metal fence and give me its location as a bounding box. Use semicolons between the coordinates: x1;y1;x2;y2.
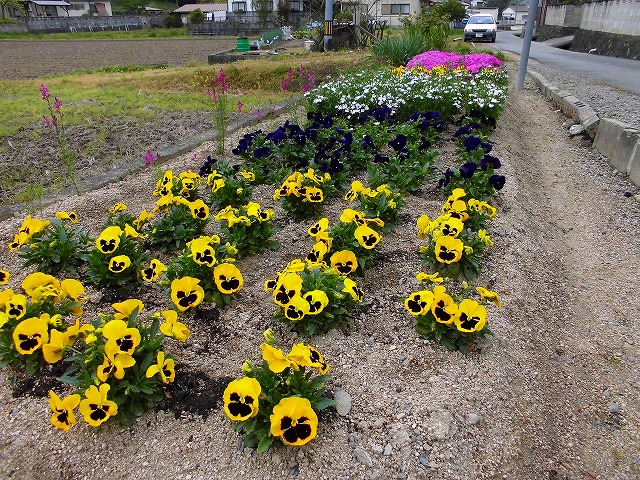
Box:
24;15;156;33
187;10;308;35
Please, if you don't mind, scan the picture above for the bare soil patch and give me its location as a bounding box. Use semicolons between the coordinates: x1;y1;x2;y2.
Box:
0;38;237;79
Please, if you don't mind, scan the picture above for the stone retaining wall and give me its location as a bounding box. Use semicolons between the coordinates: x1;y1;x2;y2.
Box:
528;70;640;188
572;29;640;60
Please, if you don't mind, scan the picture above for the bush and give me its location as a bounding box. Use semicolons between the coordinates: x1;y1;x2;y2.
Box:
164;13;183;28
372;30;430;67
189;8;205;24
335;10;353;22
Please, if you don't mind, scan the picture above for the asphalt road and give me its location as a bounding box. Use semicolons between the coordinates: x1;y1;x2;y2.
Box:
492;30;640;96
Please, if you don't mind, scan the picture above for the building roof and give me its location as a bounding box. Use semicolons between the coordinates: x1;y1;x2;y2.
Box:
30;0;71;5
173;3;226;13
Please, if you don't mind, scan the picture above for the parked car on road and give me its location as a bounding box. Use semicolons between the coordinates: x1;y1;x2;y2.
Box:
463;14;497;43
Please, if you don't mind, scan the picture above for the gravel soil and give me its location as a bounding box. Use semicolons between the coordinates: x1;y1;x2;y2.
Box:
0;71;639;480
0;38;238;79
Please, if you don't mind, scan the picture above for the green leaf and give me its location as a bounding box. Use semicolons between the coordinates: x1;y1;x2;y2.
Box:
256;435;274;454
57;374;80;386
313;397;336;410
440;337;456;351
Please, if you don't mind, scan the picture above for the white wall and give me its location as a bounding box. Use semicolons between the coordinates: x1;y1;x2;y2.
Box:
545;0;640;35
581;0;640;35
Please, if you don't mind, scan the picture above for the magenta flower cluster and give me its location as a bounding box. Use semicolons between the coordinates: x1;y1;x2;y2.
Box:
406;51;504;74
281;66;315;94
40;83;64;127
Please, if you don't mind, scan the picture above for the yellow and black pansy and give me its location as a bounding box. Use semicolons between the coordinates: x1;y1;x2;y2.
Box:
108;255;131;273
284;295;310;321
434;236;464;264
109;202;127;214
13;316;49;354
223;377;261;421
330;250;358;275
48;390;80;431
308;218;329;237
6;293;27;319
273;272;303;307
170;276;205;311
287;343;330;374
439;217;464;237
342;278;364;302
97;351;136;382
189;238;217;267
404;290;435;316
214;263;244;294
305;187;324;203
306;242;328;264
189;199;209;220
145;351;175;384
303;290;329;315
354;225;381;250
55;211;79;223
102;319;141;356
270;397;318;446
79;384;118;427
453;299;487;333
431;286;458;325
141;259;167;282
96;226;123;254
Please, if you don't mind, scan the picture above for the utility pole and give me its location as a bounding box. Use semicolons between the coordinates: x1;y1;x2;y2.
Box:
324;0;332;51
516;0;538;90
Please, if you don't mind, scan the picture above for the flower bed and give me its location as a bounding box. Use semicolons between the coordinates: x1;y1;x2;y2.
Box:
0;51;508;454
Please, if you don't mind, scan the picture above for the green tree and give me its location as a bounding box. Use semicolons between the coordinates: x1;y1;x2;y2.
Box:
189;8;205;23
433;0;466;22
0;0;24;19
251;0;272;24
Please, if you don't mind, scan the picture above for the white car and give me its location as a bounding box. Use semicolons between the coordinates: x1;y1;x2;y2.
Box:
463;14;497;43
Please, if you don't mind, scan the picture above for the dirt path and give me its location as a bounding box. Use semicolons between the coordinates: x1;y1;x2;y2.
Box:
0;38;237;79
487;78;640;478
0;74;638;479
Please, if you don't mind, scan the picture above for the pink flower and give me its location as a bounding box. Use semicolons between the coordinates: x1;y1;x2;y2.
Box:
144;150;157;166
53;97;62;113
40;84;50;100
281;79;288;92
213;69;230;94
207;90;219;104
405;50;503;74
256;110;263;121
237;101;243;112
42;116;51;127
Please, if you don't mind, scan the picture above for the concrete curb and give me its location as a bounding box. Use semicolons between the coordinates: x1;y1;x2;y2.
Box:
528;70;640;188
0;99;296;222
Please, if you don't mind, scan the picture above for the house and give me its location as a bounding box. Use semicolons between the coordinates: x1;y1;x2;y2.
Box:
23;0;111;17
467;6;499;20
226;0;303;17
24;0;70;17
350;0;418;27
66;1;112;16
501;4;529;25
173;3;227;22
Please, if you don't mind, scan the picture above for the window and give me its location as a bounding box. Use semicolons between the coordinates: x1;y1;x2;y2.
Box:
232;2;246;12
381;3;410;15
69;3;85;10
290;0;301;11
